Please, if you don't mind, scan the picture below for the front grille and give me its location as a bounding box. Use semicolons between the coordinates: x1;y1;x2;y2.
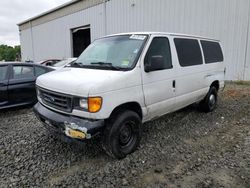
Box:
38;88;73;112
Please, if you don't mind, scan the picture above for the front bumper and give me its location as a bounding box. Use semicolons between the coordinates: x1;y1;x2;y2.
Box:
33;102;105;141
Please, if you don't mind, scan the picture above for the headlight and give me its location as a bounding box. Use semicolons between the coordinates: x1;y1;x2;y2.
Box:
79;98;88;109
78;97;102;113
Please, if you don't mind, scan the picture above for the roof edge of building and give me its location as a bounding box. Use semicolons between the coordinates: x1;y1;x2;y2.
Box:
17;0;104;31
17;0;81;26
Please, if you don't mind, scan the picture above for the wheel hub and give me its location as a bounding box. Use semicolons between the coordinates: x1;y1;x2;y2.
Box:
119;122;133;146
209;94;216;107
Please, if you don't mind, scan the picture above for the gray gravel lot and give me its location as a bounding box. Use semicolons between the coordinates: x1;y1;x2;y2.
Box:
0;83;250;188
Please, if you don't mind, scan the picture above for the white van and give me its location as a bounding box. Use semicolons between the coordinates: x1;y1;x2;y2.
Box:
34;32;225;159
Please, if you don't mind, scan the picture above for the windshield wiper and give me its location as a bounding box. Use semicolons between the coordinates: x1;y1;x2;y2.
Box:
71;62;84;67
91;62;112;66
90;62;123;70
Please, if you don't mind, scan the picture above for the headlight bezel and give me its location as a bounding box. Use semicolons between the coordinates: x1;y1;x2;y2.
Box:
79;98;88;109
74;96;102;113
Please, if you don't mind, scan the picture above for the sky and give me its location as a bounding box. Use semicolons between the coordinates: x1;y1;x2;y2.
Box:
0;0;70;47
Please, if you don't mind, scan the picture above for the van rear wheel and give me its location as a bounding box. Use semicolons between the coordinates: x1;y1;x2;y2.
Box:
199;86;218;112
102;110;142;159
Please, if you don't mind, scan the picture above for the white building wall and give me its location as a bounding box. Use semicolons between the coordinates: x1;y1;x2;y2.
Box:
105;0;250;80
20;4;105;61
20;28;34;61
20;0;250;80
244;9;250;81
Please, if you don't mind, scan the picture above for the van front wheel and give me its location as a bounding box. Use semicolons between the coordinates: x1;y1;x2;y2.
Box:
199;86;218;112
102;110;142;159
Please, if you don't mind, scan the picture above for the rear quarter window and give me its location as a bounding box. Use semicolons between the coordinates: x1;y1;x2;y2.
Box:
35;66;48;76
174;38;203;67
201;40;224;63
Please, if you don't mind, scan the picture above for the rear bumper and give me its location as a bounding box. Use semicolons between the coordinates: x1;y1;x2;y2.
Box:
33;102;105;140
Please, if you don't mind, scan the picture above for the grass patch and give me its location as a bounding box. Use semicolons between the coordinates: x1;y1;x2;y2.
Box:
234;81;250;86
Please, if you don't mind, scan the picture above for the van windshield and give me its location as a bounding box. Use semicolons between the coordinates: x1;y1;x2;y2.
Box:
73;34;148;71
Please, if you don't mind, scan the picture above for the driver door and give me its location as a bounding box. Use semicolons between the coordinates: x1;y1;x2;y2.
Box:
141;36;176;120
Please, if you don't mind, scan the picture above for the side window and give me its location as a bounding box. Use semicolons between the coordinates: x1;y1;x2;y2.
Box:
201;40;224;63
174;38;203;67
144;37;172;71
13;66;34;79
0;66;8;81
35;66;47;76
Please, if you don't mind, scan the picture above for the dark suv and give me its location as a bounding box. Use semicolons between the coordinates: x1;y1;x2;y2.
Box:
0;62;53;109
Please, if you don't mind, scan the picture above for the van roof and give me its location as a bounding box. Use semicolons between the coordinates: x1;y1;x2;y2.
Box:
104;32;220;42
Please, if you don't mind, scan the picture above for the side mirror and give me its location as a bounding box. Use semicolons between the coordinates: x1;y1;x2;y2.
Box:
145;55;165;72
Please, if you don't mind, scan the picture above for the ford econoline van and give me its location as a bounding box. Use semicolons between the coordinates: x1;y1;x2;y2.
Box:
34;32;225;159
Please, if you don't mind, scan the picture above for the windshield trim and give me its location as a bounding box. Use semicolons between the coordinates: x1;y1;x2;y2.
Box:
128;34;149;71
72;34;149;71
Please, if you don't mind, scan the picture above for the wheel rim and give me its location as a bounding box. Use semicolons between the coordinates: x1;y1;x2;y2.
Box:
208;94;216;108
119;121;134;147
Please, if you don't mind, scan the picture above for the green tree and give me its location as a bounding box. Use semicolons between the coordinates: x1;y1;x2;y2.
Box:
14;45;21;61
0;44;21;61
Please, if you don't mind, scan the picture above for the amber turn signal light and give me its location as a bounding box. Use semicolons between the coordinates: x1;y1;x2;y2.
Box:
88;97;102;113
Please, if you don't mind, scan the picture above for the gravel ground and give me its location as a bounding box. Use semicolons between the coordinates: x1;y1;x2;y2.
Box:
0;82;250;188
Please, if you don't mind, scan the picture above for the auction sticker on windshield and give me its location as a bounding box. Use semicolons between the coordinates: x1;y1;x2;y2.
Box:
130;35;146;40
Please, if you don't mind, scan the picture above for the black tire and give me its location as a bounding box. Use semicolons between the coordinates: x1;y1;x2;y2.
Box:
199;86;218;112
102;110;142;159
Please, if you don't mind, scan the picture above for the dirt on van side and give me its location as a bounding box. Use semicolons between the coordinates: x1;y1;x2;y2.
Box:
0;82;249;188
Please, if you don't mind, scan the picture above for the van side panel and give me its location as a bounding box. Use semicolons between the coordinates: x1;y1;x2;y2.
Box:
200;40;225;91
172;37;208;110
174;65;210;110
172;37;225;111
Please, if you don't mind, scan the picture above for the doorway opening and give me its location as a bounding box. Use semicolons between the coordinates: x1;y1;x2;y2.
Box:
72;26;91;57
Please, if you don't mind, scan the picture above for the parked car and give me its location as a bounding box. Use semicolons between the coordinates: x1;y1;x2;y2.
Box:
34;32;225;159
0;62;53;109
50;58;77;70
36;59;61;66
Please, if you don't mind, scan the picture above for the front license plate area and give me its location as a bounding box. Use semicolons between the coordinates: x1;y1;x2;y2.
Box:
65;127;86;139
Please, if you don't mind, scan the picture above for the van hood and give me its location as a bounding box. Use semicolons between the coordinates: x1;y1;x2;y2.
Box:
36;67;140;96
